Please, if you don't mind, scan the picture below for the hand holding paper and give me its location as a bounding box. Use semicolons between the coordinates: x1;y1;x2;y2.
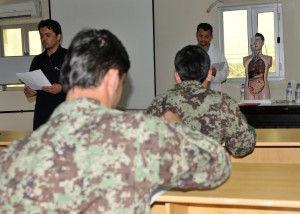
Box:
42;83;63;94
24;85;37;97
16;69;51;90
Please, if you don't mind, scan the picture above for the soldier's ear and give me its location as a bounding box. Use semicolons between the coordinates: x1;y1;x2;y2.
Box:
201;69;212;88
174;71;182;84
206;69;212;82
106;68;120;95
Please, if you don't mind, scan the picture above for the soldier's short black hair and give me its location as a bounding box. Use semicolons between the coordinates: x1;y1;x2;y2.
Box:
60;29;130;92
174;45;211;83
38;19;62;36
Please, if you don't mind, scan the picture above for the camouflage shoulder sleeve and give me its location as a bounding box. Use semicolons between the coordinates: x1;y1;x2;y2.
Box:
146;93;167;116
220;94;256;157
155;120;231;189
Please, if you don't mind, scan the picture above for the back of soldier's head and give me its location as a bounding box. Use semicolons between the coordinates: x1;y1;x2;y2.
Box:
60;29;130;92
174;45;210;83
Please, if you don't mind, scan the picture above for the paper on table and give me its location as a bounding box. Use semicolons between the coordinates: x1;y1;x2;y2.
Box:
16;69;51;90
150;187;170;205
239;99;272;105
211;61;225;71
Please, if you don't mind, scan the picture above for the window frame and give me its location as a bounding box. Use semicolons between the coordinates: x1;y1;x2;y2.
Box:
0;23;41;89
0;23;42;57
218;3;284;83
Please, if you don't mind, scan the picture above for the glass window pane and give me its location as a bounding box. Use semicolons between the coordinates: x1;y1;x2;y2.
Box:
3;28;23;56
28;30;42;55
258;12;275;73
223;10;248;78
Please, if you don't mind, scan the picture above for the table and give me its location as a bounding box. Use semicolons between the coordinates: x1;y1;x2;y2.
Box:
151;163;300;214
231;128;300;163
1;129;299;163
239;100;300;128
0;131;31;151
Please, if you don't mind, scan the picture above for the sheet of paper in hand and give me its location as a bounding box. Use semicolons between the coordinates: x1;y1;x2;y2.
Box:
211;62;225;71
16;69;51;90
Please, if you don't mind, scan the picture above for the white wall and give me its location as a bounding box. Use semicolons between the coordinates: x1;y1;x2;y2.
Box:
0;0;48;131
0;90;34;130
154;0;300;101
0;0;155;130
50;0;155;110
2;0;300;130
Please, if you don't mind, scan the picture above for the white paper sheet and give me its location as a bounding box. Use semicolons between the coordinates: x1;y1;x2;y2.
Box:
16;69;51;90
211;62;225;71
239;99;272;104
150;187;171;205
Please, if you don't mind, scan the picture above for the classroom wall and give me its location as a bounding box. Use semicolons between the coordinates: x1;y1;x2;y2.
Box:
1;0;300;130
0;90;34;130
0;0;155;130
50;0;155;110
154;0;300;101
0;0;49;131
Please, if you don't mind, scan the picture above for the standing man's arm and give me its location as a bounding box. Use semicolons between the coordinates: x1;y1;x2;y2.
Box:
24;86;37;97
41;84;62;94
209;48;229;84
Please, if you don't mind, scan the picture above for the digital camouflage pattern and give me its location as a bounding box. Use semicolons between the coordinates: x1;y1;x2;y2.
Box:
0;98;231;214
146;80;256;157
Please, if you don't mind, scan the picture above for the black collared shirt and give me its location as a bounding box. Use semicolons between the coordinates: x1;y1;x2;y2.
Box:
30;45;68;130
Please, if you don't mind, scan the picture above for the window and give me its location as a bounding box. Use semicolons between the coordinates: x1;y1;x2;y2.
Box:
218;3;284;81
0;23;42;90
1;24;42;57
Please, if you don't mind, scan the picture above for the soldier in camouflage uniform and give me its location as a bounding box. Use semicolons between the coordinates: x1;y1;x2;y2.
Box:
146;45;256;157
0;29;231;213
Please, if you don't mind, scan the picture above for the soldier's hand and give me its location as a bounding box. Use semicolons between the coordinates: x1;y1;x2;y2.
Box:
162;111;184;125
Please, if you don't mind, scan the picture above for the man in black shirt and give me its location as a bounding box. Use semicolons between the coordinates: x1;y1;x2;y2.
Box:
24;19;67;130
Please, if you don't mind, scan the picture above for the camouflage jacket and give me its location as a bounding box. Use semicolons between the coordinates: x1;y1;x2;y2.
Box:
0;98;231;214
146;80;256;157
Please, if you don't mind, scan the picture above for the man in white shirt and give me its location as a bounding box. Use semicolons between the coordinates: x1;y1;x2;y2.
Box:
196;23;229;92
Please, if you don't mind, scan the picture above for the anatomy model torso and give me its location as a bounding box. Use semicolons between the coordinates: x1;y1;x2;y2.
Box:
243;34;272;100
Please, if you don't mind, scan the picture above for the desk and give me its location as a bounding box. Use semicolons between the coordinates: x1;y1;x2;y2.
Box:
231;128;300;163
239;101;300;128
151;163;300;214
0;131;31;151
1;129;299;163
